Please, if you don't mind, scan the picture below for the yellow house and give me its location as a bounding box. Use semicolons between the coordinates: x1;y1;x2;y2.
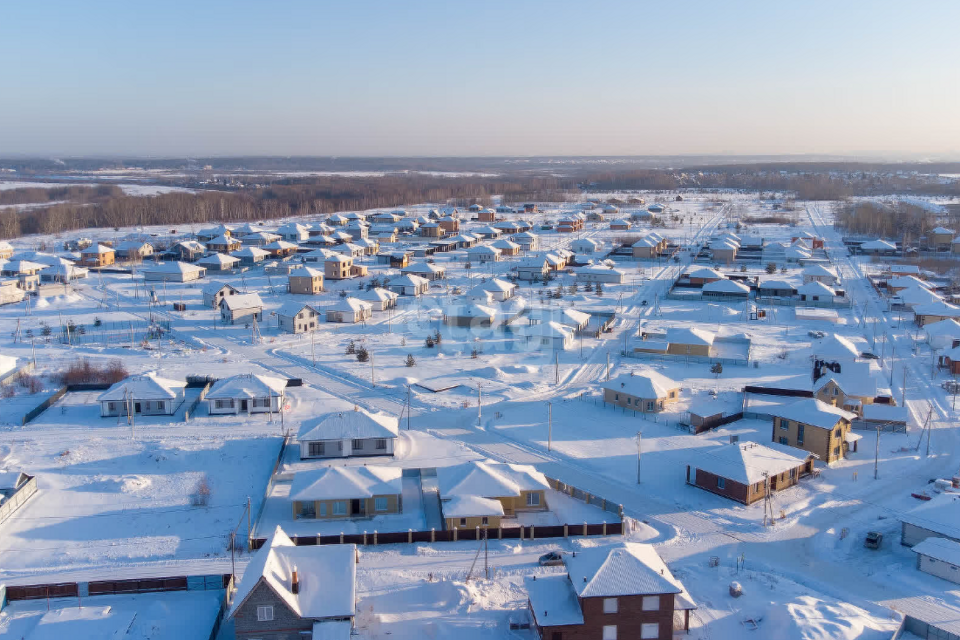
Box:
79;244;116;267
603;371;680;413
290;466;402;520
770;399;856;464
442;495;505;530
324;254;354;279
665;327;715;357
437;461;550;529
812;362;887;415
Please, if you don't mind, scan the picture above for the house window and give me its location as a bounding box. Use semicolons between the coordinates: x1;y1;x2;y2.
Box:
375;438;387;450
602;625;617;640
625;397;631;405
833;446;840;458
309;442;324;456
352;439;364;450
319;502;327;517
779;436;788;445
333;501;347;516
797;424;805;445
640;623;660;639
375;497;388;512
717;477;726;490
603;598;618;613
298;502;316;519
526;492;541;507
256;605;274;622
790;468;797;480
779;419;789;431
481;516;489;526
833;387;839;396
642;595;660;611
459;518;467;527
108;402;116;411
646;401;654;411
144;401;151;410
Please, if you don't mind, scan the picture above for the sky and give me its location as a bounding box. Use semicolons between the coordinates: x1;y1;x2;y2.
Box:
1;0;958;158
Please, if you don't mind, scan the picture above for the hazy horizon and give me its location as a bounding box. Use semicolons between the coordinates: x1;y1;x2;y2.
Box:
2;0;958;158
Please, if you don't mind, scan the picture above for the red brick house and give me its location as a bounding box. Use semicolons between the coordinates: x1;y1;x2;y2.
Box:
686;441;814;505
526;543;696;640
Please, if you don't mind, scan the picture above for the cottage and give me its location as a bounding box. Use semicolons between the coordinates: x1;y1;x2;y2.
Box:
98;373;186;417
686;441;814;505
924;318;960;349
797;280;836;302
443;302;497;328
802;264;839;285
114;240;154;261
376;251;410;268
491;238;522;256
0;241;13;259
709;238;739;264
770;398;856;464
701;278;750;299
276;222;310;242
466;244;502;263
813;361;880;413
206;374;286;414
196;252;240;272
38;258;87;283
388;273;430;297
419;222;443;238
290;466;403;520
78;244;116;267
287;266;324;294
473;225;502;239
757;279;796;298
201;281;240;308
517;256;549;282
603;371;680;413
402;262;446;281
168;240;205;262
914;301;960;327
229;527;356;640
195;224;234;242
526;543;695;640
0;280;26;305
232;246;270;266
262;240;299;258
929;227;955;250
354;287;397;312
324;254;367;280
220;293;264;325
438;215;460;233
520;320;575;350
632;235;662;259
1;260;45;292
276;301;321;334
899;286;941;310
333;242;366;260
572;238;603;254
512;231;540;252
325;297;373;323
298;408;398;459
665;327;715;356
142;261;206;282
241;231;281;247
468;278;517;301
575;264;625;284
205;234;242;253
437;460;549;526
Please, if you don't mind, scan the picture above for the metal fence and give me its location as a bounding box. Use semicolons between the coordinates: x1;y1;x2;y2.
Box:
21;383;113;426
183;381;214;421
0;475;38;527
248;436;292;546
545;476;624;517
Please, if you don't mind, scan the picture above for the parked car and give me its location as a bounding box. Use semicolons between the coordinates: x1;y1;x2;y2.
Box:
860;352;879;360
538;551;564;566
864;531;883;549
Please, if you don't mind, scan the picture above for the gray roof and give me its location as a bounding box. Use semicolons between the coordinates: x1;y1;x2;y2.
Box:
564;543;682;598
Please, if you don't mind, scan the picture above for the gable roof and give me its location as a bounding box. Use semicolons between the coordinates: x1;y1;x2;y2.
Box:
702;279;750;293
289;466;402;501
197;253;240;267
206;374;287;399
901;492;960;540
142;261;205;276
98;373;185;401
201;280;239;296
797;280;836;296
221;293;263;311
298;408;398;441
564;543;682;598
605;371;678;399
357;287;399;302
276;301;320;318
772;398;856;429
813;362;877;397
666;326;715;346
437;461;548;499
289;266;324;278
694;441;811;484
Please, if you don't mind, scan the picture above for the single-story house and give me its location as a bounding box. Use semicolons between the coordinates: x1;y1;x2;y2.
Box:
516;256;549;281
603;371;680;413
466;245;501;263
686;441;814;505
202;281;241;308
402;262;446;281
220;293;264;325
240;231;281;247
98;373;187;417
914;301;960;327
276;222;310;242
290;466;402;520
114;241;154;261
206;374;286;414
263;240;299;258
325;297;373;323
757;279;797;297
575;264;625;284
232;246;270;266
512;231;540;252
519;320;575;350
813;361;880;414
797;280;836;302
388;273;429;297
205;234;242;253
665;327;715;356
468;278;517;301
197;252;240;272
924;318;960;349
277;301;321;334
491;239;522;256
802;264;839;285
298;408;399;459
357;287;399;310
685;267;725;286
438;460;550;525
701;278;750;299
195;224;234;242
142;261;206;282
443;303;497;328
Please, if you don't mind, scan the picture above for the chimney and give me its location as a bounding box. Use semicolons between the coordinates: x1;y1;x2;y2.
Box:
291;568;300;594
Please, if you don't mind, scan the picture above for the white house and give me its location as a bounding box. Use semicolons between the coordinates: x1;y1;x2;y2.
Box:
468;278;517;301
401;262;446;281
298;408;399;459
205;374;286;415
802;264;839;285
517;256;549;281
98;373;187;417
388;274;429;297
575;264;625;284
325;297;372;323
357;287;399;311
466;245;502;263
276;301;321;334
571;238;603;254
142;261;206;282
520;320;575;350
201;281;240;308
232;246;270;266
512;232;540;252
220;293;264;324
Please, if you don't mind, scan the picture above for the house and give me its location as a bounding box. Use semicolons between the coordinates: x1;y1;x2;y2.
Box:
98;373;187;417
512;231;540;252
469;278;517;301
196;224;234;242
901;493;960;546
332;243;365;260
770;398;856;464
492;238;522;256
520;320;575;350
384;273;427;297
438;215;460;233
205;234;242;253
142;261;206;282
0;280;26;305
287;266;324;294
929;226;955;250
526;543;695;640
609;218;632;230
78;244;116;267
466;244;502;263
298;408;398;458
802;264;839;285
261;240;297;258
575;264;625;284
709;238;739;264
887;264;921;276
686;441;814;505
911;537;960;584
924;318;960;349
114;240;154;261
241;231;281;247
206;374;286;414
325;297;372;323
324;254;367;280
402;262;446;281
496;205;516;215
684;267;725;286
572;238;603;254
886;275;930;294
784;245;812;262
517;256;550;281
603;371;680;413
290;466;403;520
437;461;549;526
665;327;715;356
277;301;321;334
354;237;380;255
38;258;88;283
914;301;960;327
201;281;240;308
632;235;662;259
443;302;497;327
233;246;270;266
170;240;206;262
419;222;443;238
220;293;264;325
858;239;898;255
1;260;44;292
757;279;796;297
229;527;356;640
796;280;836;302
813;361;880;414
197;252;240;272
0;240;13;259
357;287;399;311
473;225;502;239
701;278;750;299
276;222;310;242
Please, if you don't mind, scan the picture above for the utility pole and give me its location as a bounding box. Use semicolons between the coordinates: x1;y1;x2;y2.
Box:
311;331;316;366
605;351;610;381
548;402;552;451
636;431;642;484
477;383;482;424
370;351;376;387
554;352;559;385
407;386;412;431
874;422;880;479
902;366;907;408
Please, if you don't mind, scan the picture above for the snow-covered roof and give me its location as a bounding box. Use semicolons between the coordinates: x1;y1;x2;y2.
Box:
331;242;363;254
813;362;877;398
242;231;281;242
221;293;263;311
80;244;114;255
403;262;445;274
390;273;428;287
861;404;909;423
328;297;372;313
860;239;897;251
176;240;206;252
802;264;838;278
888;264;920;274
758;279;795;291
442;495;504;518
197;253;240;267
207;374;286;399
632;236;659;248
276;301;320;318
913;536;960;566
521;320;574;340
666;326;714;346
694;441;811;485
924;318;960;337
901;493;960;540
772;398;855;429
114;240;153;251
932;226;955;235
142;261;205;276
784;246;812;259
325;254;352;263
565;543;684;599
524;575;584;627
702;279;750;294
230;527;356;620
437;461;548;499
0;470;27;490
467;245;501;255
913;301;960;317
888;275;930;289
232;247;270;259
2;259;47;273
290;466;402;501
897;285;944;307
491;239;520;250
98;373;186;402
201;280;239;296
289;266;323;278
357;287;399;303
298;408;398;441
575;264;624;276
810;333;862;359
263;240;299;251
445;303;497;319
206;234;237;246
604;371;679;399
474;278;516;293
686;267;724;280
797;281;836;296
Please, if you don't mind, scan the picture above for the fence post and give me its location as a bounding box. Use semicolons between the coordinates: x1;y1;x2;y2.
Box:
519;526;524;541
531;525;535;540
583;522;588;536
453;527;458;542
603;523;607;535
476;526;481;541
564;524;569;538
498;527;502;540
340;532;344;544
431;528;435;543
363;531;367;545
408;529;413;544
374;530;378;545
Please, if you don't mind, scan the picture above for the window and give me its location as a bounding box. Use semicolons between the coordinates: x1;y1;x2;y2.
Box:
602;625;617;640
375;438;387;450
642;595;660;611
640;622;660;639
352;439;364;450
833;446;840;458
717;477;726;490
333;501;347;516
646;401;654;411
375;497;388;512
319;502;327;517
779;418;789;431
481;516;489;526
797;424;805;445
108;402;116;411
603;598;618;613
526;492;541;507
459;518;467;527
790;468;797;480
256;605;274;622
626;397;631;405
298;501;316;519
832;387;839;396
144;401;152;410
309;442;324;456
614;393;619;401
779;436;788;445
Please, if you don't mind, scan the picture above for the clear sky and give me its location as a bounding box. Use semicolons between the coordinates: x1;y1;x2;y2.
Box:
1;0;958;158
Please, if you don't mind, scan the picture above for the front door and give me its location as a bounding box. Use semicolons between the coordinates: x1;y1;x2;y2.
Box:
241;399;248;412
351;499;364;516
134;402;141;413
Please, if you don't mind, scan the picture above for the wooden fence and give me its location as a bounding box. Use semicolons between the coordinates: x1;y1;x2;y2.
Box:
183;381;214;421
0;475;38;527
248;435;292;546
